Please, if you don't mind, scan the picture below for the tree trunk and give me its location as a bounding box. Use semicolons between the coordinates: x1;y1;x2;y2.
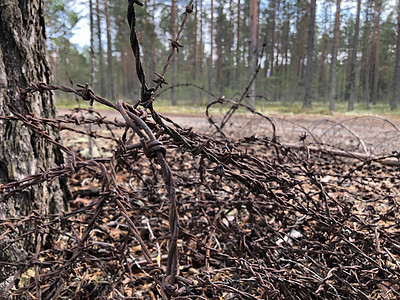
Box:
329;0;341;111
104;0;114;100
236;0;241;88
346;0;361;111
371;1;381;105
0;0;68;289
151;0;156;82
290;2;300;101
270;0;276;77
90;0;95;87
216;5;223;93
299;7;307;82
192;0;198;106
318;3;328;102
171;0;177;106
193;0;198;79
303;0;316;109
228;0;234;87
89;0;95;158
208;0;214;102
391;0;400;110
199;0;204;77
96;0;105;97
247;0;258;109
361;4;372;109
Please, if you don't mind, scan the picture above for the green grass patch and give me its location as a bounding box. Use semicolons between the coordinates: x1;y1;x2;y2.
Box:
258;101;400;116
56;96;400;117
55;97;110;110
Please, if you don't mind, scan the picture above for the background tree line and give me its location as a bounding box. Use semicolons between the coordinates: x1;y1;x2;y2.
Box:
45;0;400;111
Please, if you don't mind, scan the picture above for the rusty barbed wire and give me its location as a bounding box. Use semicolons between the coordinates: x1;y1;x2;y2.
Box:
3;84;400;298
1;0;400;299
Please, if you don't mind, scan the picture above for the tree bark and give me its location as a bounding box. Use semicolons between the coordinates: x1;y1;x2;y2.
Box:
361;4;372;109
151;0;156;82
346;0;361;111
270;0;276;77
199;0;204;77
216;5;223;93
228;0;234;86
89;0;95;158
171;0;177;106
392;0;400;110
371;0;381;106
90;0;95;87
0;0;68;289
303;0;316;109
193;0;198;79
96;0;105;97
318;4;327;101
329;0;341;111
104;0;115;100
247;0;258;109
236;0;241;88
208;0;214;102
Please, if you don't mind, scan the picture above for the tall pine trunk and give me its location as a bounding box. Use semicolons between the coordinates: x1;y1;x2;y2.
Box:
0;0;68;289
392;0;400;110
361;4;372;109
346;0;361;111
228;0;234;88
193;0;198;79
247;0;258;109
171;0;177;106
96;0;105;97
90;0;95;87
105;0;114;100
270;0;276;77
208;0;214;102
199;0;204;77
319;4;328;102
329;0;341;111
371;1;381;105
303;0;316;109
236;0;241;88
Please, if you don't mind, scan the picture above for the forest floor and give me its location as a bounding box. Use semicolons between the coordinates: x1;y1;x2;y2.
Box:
21;107;393;298
58;108;400;155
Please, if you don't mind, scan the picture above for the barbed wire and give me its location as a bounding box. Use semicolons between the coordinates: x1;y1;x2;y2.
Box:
1;0;400;299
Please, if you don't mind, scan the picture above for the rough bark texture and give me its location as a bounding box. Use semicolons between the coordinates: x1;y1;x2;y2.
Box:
346;0;361;111
329;0;341;111
303;0;316;109
392;0;400;110
247;0;258;109
0;0;68;289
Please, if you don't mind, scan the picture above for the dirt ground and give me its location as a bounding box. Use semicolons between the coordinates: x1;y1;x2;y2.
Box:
6;107;398;298
58;108;400;155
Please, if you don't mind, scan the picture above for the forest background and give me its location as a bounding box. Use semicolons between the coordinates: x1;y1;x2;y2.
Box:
45;0;400;114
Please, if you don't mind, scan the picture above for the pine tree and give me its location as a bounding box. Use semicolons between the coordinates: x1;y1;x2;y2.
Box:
303;0;316;109
329;0;342;111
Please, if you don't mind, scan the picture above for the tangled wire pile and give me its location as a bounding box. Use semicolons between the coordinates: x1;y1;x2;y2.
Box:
1;0;400;299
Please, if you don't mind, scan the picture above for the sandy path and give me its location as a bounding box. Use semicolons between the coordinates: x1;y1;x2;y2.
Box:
57;108;400;154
